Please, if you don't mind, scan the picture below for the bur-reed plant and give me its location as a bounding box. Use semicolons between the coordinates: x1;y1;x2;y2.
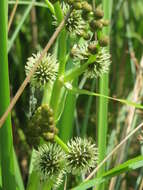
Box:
1;0;143;190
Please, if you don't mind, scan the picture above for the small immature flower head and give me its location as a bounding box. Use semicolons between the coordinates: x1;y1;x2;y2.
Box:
94;8;104;19
33;143;66;186
25;52;58;88
66;137;98;174
86;47;111;78
26;104;58;148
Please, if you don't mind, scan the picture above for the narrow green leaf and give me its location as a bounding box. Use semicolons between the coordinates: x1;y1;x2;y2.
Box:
45;0;55;14
8;0;35;52
14;150;25;190
64;85;143;109
9;1;49;8
72;155;143;190
0;0;17;189
26;150;40;190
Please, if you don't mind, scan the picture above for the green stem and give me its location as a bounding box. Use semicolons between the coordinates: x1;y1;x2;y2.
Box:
59;79;78;142
63;56;96;82
54;135;69;153
42;180;52;190
50;2;68;118
0;0;17;189
97;0;113;190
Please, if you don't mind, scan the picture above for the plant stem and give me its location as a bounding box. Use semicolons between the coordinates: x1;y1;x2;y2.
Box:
50;2;68;118
59;79;78;142
97;0;113;190
63;56;96;82
54;135;69;153
0;0;16;189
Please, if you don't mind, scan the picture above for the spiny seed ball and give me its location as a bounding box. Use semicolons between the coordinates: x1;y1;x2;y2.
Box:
66;137;98;174
33;143;66;184
85;47;111;78
25;52;58;88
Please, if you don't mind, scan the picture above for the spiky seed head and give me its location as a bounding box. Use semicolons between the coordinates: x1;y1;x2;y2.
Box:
85;47;111;78
70;43;89;62
25;52;58;88
33;143;66;186
61;3;86;36
66;137;98;174
67;11;86;35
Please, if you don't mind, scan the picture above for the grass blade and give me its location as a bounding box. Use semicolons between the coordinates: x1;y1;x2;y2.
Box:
72;155;143;190
8;0;35;52
64;86;143;110
0;0;17;189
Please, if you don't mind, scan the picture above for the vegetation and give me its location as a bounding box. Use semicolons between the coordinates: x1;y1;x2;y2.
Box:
0;0;143;189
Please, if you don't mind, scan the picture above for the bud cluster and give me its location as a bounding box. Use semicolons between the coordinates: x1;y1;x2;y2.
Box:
26;104;58;147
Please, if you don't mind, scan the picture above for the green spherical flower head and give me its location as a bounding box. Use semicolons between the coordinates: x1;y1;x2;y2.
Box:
33;143;66;187
25;52;58;88
86;47;111;78
66;137;98;174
